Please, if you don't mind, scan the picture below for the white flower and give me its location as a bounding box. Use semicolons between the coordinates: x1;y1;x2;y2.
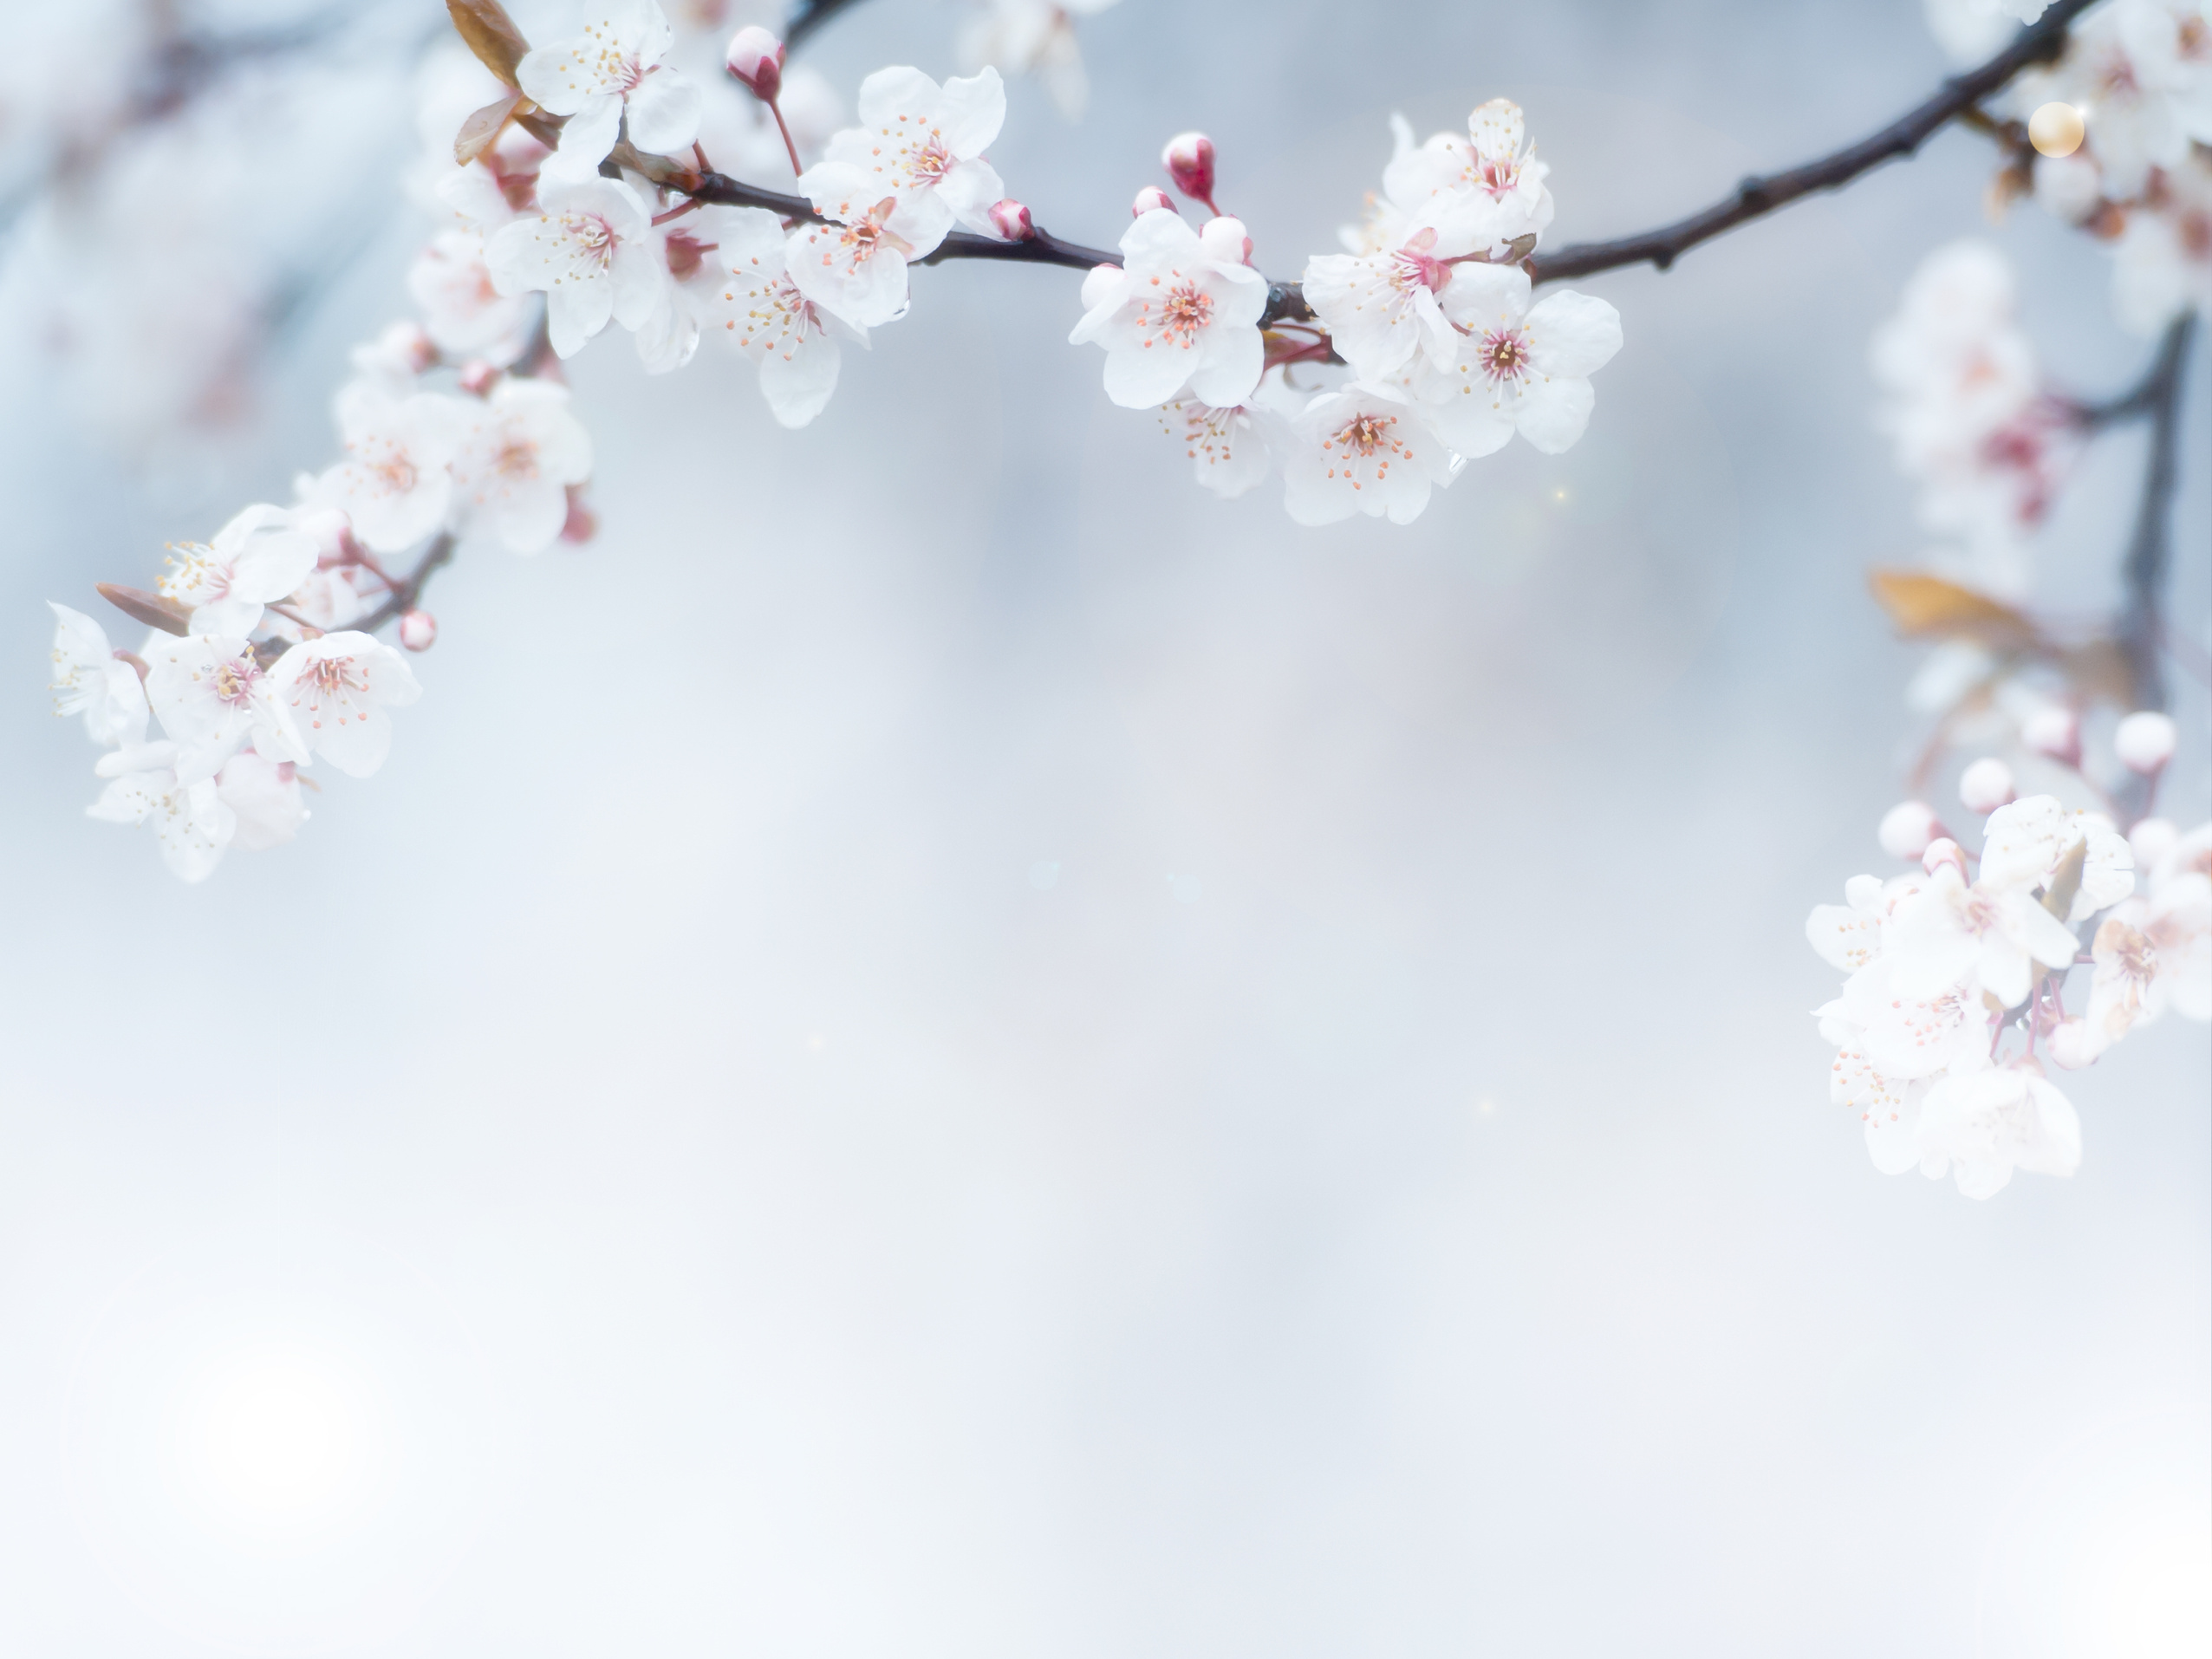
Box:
157;503;320;634
958;0;1119;120
486;176;666;359
785;192;915;331
517;0;700;183
1915;1060;2081;1199
812;67;1006;257
48;602;149;746
86;760;234;883
1067;211;1266;410
1379;99;1555;255
1886;862;2081;1008
450;379;594;555
1302;206;1484;383
2121;0;2212;142
2080;873;2212;1046
1826;1047;1933;1177
705;207;853;428
1279;386;1460;527
312;384;465;554
1386;262;1623;458
1833;953;1991;1080
2013;7;2187;198
144;636;309;786
270;632;423;778
2112;154;2212;335
217;751;308;852
1806;873;1927;972
408;229;535;367
1980;794;2134;921
1159;394;1274;498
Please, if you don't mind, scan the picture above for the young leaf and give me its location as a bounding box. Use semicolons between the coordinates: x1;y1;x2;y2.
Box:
1868;569;2037;648
447;0;531;88
95;583;192;637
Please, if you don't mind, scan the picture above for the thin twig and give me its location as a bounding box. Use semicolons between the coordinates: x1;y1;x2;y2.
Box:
2116;311;2196;712
785;0;869;52
351;534;455;637
680;169;1118;270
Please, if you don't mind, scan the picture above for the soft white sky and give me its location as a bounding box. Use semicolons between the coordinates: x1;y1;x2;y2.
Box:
0;1;2207;1654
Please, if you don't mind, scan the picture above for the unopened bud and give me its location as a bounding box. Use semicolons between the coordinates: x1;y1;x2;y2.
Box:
988;198;1035;241
1922;836;1968;880
292;506;355;568
725;25;784;101
2045;1018;2103;1070
2129;816;2178;871
2020;706;2081;767
458;358;499;396
398;609;438;652
2114;710;2176;775
1161;131;1215;205
1877;800;1942;861
1132;185;1174;218
561;488;597;544
1959;757;2016;815
1199;214;1252;265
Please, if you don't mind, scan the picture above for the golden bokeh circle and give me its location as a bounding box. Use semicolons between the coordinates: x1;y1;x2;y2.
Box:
2027;101;2085;159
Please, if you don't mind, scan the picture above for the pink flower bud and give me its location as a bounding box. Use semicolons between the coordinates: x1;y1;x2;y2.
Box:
561;489;598;544
398;609;438;652
989;198;1035;241
1132;185;1175;218
725;25;784;101
1200;215;1252;265
1922;837;1968;880
2020;705;2080;767
1877;800;1942;860
458;359;499;396
2045;1018;2104;1070
2114;710;2176;774
1959;757;2016;815
1161;131;1216;205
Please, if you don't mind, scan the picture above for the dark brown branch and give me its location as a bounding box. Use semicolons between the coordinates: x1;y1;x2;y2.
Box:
2115;311;2196;712
1526;0;2097;283
680;169;1117;270
785;0;869;52
2071;326;2192;431
352;535;456;638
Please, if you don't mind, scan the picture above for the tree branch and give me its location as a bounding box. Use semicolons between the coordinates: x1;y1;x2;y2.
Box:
352;535;456;638
680;169;1118;270
785;0;869;53
2115;310;2196;712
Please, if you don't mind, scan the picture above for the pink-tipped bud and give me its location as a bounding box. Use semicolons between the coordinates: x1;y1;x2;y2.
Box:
2045;1017;2103;1070
1199;215;1252;265
2114;710;2176;775
725;25;784;101
458;358;499;396
398;609;438;652
561;489;598;544
1877;800;1942;861
1133;185;1175;218
1922;837;1968;880
989;198;1035;241
2020;706;2081;767
1959;757;2016;815
1162;131;1215;205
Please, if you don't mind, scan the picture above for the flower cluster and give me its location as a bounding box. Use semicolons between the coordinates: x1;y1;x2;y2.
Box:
1968;0;2212;334
1871;240;2075;599
1808;715;2208;1197
1069;101;1623;525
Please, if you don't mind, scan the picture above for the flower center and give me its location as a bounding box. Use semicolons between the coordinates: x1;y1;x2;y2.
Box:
902;134;952;186
1477;327;1532;382
1476;155;1522;198
565;213;616;270
291;654;368;727
1147;279;1213;347
212;658;260;709
495;438;539;479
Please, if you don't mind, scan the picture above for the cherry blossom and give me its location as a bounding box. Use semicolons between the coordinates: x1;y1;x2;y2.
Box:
48;602;149;747
143;635;309;785
706;207;853;428
1826;1045;1932;1176
217;751;309;852
811;67;1007;257
1386;263;1623;459
2122;0;2212;141
450;379;595;555
1280;387;1460;527
486;176;666;359
1158;395;1275;499
408;229;536;367
959;0;1120;120
156;503;321;635
2079;873;2212;1049
1978;794;2134;921
1380;99;1555;255
1884;861;2080;1008
517;0;701;184
2112;153;2212;335
1914;1060;2082;1199
86;761;235;883
270;632;423;778
786;190;916;331
310;384;465;555
1068;210;1265;410
2013;7;2186;198
1805;872;1925;972
1301;198;1493;382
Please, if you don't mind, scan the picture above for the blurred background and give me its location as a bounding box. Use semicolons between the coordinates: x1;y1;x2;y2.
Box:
0;0;2207;1653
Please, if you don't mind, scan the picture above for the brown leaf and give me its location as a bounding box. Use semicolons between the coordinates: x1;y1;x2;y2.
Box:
455;91;524;166
2040;835;2088;923
2057;639;2136;705
447;0;531;88
1867;569;2039;649
95;582;191;637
